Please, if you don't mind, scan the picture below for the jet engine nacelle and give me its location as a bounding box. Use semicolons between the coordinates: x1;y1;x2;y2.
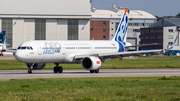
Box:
26;63;46;70
81;56;101;70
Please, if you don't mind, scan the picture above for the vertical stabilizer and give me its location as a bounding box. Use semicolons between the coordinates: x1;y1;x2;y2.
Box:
112;9;129;42
0;31;6;44
4;37;7;50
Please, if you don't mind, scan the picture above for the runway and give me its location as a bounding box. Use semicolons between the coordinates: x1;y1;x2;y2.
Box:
0;69;180;80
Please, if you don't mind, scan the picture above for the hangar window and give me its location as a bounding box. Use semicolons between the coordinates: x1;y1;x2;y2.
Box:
2;19;12;48
151;29;154;32
68;20;79;40
145;36;149;39
103;36;106;40
103;29;106;33
168;42;173;45
128;23;132;26
138;23;143;26
103;22;106;26
133;29;140;32
145;30;149;33
145;23;152;26
115;22;119;31
35;19;46;40
133;23;138;26
157;36;163;39
141;29;145;33
169;29;173;33
150;36;156;39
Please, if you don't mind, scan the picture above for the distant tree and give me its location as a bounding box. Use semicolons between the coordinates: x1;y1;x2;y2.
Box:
154;15;159;18
154;15;162;21
176;13;180;16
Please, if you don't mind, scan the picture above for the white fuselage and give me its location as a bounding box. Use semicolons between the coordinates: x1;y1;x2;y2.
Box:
15;40;122;63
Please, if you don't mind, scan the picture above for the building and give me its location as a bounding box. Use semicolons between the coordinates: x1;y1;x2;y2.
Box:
0;0;91;48
140;18;180;55
90;20;109;40
91;4;157;50
140;27;163;49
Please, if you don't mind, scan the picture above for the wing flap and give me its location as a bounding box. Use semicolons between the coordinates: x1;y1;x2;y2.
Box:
98;49;162;57
125;43;159;48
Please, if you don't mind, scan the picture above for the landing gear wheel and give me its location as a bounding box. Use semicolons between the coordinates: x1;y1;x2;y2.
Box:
54;63;63;73
58;66;63;73
95;69;99;73
54;66;58;73
28;69;33;73
90;70;95;73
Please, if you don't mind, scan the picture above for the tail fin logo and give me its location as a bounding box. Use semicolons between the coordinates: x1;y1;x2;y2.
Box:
0;31;6;44
113;9;129;42
4;37;7;50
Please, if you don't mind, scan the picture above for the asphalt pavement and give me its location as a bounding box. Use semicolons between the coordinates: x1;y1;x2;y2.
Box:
0;69;180;81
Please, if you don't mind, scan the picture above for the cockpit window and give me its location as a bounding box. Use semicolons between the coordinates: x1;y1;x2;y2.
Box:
17;46;33;50
17;47;21;49
21;47;26;49
30;47;33;50
27;47;30;50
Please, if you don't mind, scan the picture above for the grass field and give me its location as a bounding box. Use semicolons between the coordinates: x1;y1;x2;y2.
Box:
0;77;180;101
0;56;180;70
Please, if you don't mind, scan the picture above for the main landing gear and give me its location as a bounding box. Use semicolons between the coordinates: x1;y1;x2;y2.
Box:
0;51;3;56
90;69;99;73
54;63;63;73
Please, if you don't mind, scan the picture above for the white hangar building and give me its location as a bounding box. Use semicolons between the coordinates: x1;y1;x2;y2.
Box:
0;0;91;48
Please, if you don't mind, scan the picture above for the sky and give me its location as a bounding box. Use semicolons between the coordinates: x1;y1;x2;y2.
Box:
91;0;180;17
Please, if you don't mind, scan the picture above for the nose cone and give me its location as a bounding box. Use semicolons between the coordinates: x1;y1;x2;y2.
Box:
14;51;27;62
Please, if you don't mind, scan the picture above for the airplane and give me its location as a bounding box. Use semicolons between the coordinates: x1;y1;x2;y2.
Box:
5;9;163;73
0;31;6;56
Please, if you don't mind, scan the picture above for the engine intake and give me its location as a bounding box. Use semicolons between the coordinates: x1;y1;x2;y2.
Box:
82;56;101;70
26;63;46;70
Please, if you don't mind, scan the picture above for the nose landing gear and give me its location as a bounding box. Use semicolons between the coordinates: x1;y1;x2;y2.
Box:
27;63;34;74
54;63;63;73
28;69;33;73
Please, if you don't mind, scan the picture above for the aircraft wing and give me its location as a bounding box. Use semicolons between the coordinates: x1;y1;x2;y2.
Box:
125;43;159;48
74;49;163;60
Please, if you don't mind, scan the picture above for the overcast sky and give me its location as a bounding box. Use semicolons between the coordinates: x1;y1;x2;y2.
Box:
91;0;180;17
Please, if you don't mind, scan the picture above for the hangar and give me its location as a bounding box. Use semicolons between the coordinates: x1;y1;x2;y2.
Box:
0;0;91;48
